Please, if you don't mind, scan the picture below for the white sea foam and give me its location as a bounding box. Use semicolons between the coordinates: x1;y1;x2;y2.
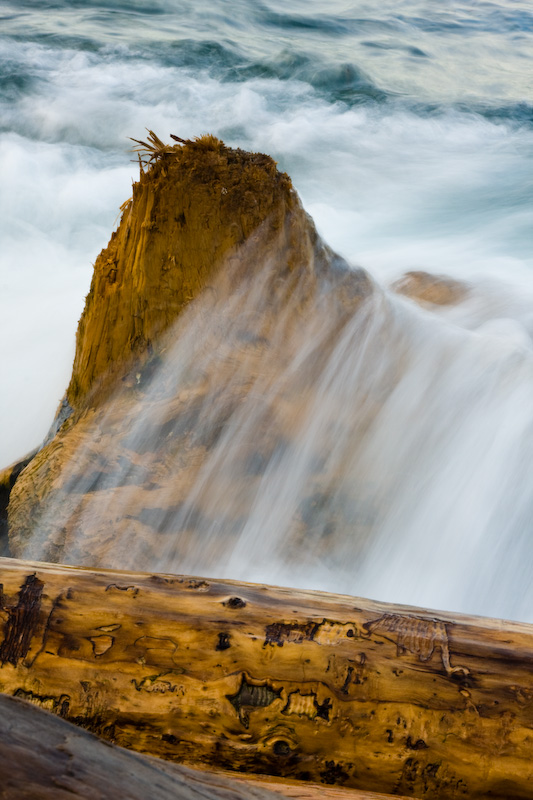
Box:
2;1;533;622
19;249;533;622
0;132;132;464
2;47;531;469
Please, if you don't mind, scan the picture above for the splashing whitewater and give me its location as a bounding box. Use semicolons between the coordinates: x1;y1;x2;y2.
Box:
16;223;533;623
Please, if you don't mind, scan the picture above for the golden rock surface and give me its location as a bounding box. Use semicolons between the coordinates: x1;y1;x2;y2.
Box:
7;137;372;564
391;270;469;307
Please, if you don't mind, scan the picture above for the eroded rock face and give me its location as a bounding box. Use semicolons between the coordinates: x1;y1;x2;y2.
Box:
7;136;374;567
68;136;305;409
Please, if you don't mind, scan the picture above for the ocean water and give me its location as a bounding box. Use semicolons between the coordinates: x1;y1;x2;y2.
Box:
1;0;533;619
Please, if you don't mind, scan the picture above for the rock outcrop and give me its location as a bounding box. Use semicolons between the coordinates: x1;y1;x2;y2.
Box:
6;135;373;567
391;270;469;307
69;134;308;409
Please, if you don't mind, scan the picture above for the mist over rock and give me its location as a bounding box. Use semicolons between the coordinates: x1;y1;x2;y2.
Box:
391;271;469;307
7;135;373;567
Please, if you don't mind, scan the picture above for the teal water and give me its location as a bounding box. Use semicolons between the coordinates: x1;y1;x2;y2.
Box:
1;0;533;619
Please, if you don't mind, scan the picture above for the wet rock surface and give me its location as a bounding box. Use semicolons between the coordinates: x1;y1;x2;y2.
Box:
391;270;469;307
7;136;373;567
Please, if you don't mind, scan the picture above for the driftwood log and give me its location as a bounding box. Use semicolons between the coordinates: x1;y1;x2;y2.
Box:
0;693;407;800
0;557;532;799
0;692;283;800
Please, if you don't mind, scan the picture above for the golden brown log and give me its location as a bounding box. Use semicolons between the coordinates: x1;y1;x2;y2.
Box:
0;693;281;800
0;694;410;800
0;556;532;799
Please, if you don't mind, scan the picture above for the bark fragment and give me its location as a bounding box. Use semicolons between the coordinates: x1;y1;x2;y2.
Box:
0;573;43;665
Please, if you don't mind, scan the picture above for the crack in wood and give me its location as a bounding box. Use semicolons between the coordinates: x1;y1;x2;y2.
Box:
132;673;183;694
264;621;320;647
14;687;70;717
185;580;210;592
227;674;282;728
131;635;180;667
320;760;351;785
105;584;140;596
27;591;67;668
363;615;469;677
0;574;44;666
223;597;246;609
215;632;231;651
90;634;115;656
281;689;332;722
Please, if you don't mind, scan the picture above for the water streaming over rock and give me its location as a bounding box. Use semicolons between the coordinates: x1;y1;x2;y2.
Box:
2;0;533;622
12;213;533;621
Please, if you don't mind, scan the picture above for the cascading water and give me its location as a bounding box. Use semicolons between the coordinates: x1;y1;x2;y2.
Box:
16;218;533;622
2;0;533;624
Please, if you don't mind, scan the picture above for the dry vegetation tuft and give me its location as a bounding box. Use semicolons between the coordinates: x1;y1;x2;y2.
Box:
130;130;225;167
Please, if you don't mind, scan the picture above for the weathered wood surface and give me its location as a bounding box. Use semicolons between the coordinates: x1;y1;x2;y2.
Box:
0;693;278;799
0;694;410;800
232;774;415;800
0;557;532;799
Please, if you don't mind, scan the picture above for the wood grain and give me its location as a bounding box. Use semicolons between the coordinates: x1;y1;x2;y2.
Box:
230;773;415;800
0;693;278;800
0;557;532;799
0;693;411;800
